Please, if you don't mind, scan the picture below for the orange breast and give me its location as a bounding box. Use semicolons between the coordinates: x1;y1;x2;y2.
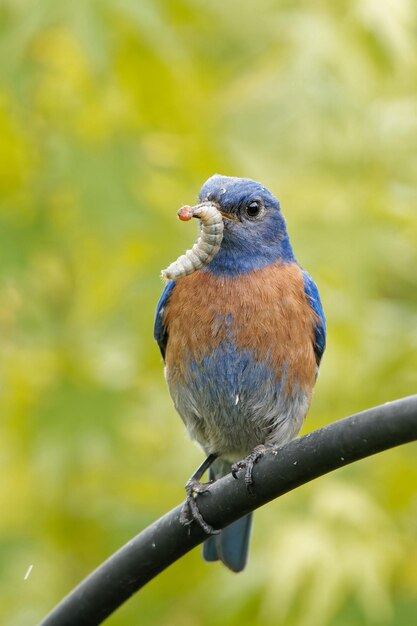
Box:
164;262;318;392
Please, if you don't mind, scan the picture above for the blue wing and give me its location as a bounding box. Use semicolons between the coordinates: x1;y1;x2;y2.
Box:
154;280;176;361
302;270;326;367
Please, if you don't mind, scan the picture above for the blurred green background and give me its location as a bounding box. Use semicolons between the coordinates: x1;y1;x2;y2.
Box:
0;1;416;624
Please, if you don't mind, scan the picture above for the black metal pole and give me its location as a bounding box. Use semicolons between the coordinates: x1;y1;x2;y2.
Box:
39;395;417;626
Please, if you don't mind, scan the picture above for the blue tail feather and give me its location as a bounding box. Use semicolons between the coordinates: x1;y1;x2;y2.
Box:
203;513;253;572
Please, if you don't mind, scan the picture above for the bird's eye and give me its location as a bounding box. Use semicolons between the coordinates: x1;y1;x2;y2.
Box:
245;201;261;219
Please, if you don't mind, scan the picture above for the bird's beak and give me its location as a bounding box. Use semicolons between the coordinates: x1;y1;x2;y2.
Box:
188;202;239;223
219;211;239;222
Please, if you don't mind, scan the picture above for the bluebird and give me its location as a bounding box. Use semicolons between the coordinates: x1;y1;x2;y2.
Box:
154;175;326;572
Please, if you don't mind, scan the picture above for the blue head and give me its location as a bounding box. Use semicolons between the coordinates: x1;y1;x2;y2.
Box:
198;174;295;276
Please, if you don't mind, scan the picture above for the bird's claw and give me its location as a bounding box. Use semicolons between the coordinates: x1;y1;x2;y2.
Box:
232;445;276;494
179;478;220;535
185;477;211;496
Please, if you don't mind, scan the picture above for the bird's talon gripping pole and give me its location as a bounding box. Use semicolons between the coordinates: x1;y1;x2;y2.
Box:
180;453;220;534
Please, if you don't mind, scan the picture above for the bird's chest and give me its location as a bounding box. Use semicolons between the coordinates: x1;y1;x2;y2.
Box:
163;263;316;456
164;262;316;391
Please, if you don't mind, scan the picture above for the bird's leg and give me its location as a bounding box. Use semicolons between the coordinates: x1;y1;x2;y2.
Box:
179;453;220;535
231;444;277;494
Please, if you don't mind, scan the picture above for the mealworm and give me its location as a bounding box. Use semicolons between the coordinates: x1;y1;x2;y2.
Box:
161;203;224;280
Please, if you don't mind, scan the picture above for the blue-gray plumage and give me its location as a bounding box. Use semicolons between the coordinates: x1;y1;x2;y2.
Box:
154;174;326;572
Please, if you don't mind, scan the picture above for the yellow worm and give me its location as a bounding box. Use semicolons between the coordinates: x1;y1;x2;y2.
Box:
161;203;224;280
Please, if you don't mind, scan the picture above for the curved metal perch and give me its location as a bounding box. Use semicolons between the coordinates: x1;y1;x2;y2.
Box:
39;395;417;626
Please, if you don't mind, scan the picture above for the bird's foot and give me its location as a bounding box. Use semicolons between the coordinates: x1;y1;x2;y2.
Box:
232;445;276;494
179;478;220;535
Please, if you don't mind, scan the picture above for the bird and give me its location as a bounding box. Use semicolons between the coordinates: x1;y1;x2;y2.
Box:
154;174;326;572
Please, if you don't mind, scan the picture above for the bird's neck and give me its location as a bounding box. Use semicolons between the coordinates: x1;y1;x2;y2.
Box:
204;232;296;277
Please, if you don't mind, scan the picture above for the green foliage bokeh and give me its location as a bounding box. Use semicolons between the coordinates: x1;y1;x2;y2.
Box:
0;1;416;625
